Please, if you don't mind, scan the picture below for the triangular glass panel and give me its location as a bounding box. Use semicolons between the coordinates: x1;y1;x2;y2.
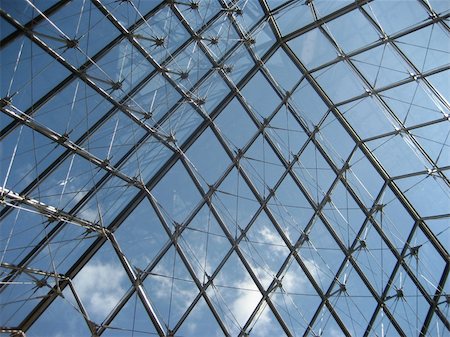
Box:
178;205;231;284
141;246;199;332
176;296;227;337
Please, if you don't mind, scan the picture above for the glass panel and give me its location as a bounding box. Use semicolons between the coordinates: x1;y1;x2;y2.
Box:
223;43;255;84
288;28;338;70
202;14;240;61
353;221;398;294
185;127;231;189
411;120;450;167
234;0;265;31
395;174;450;217
0;17;15;39
317;112;355;166
251;21;277;58
265;48;301;92
85;39;153;99
351;42;414;89
300;217;345;292
142;246;199;331
0;37;70;111
241;133;286;197
396;23;450;73
26;288;93;336
151;160;202;225
1;2;448;336
366;133;430;177
72;241;131;323
313;0;353;18
166;41;212;91
214;168;260;236
176;0;223;32
269;174;315;244
177;297;227;336
267;105;309;161
190;69;230;114
214;97;258;150
428;0;450;14
0;127;65;192
104;0;160;28
101;293;160;337
294;142;336;203
341;96;399;139
330;263;378;336
128;73;181;125
271;257;321;332
381;80;449;127
133;6;190;64
323;181;366;248
241;71;281;121
274;2;314;36
180;205;230;282
205;251;260;336
325;8;379;52
34;2;119;68
364;0;429;35
160;103;203;145
33;80;112;140
290;79;329;131
1;0;60;25
314;60;364;103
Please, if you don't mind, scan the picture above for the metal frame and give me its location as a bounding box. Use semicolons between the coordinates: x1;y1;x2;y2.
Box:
1;0;448;336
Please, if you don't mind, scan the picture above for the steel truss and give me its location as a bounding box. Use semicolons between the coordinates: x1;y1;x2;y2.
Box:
0;0;449;336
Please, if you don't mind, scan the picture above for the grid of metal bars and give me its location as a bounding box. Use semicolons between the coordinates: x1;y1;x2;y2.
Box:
0;0;449;336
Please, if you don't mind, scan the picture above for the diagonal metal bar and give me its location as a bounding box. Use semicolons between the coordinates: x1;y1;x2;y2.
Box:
280;35;450;334
107;232;167;336
0;186;111;237
13;20;282;335
0;0;71;48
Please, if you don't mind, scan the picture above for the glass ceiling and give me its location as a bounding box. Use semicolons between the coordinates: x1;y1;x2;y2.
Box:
0;0;449;336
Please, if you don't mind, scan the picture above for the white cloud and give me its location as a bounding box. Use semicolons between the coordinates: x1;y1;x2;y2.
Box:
282;258;323;294
77;207;100;223
329;326;346;337
228;268;273;336
150;262;196;313
73;262;126;319
258;226;287;256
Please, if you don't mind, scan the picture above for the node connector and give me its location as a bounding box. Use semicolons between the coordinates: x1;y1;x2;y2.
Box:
65;38;79;49
0;96;12;108
167;133;176;143
359;239;367;249
179;71;189;80
35;278;47;288
194;97;206;106
244;37;256;45
409;245;420;257
110;81;122;91
154;36;165;47
210;36;219;45
222;65;233;74
190;1;199;10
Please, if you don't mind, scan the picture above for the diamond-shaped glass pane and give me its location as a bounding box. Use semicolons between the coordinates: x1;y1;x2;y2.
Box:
1;1;448;336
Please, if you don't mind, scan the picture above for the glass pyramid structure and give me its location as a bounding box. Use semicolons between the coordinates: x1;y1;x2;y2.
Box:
1;0;449;336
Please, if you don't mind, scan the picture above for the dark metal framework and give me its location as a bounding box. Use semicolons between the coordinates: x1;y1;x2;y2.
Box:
0;0;449;336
